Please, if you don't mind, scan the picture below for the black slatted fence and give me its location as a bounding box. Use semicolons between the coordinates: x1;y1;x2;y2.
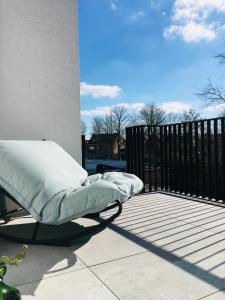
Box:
126;117;225;202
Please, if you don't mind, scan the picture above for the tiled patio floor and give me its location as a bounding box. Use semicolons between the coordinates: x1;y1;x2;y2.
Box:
1;193;225;299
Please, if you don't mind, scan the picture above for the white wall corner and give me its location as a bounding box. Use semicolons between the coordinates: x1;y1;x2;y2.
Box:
0;0;82;163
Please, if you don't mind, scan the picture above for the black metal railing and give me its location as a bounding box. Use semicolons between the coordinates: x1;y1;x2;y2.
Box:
126;117;225;202
82;135;86;169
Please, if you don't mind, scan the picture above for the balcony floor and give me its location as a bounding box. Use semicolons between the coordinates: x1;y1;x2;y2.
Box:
1;193;225;299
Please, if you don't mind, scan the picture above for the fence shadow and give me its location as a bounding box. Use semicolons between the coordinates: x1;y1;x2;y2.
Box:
101;193;225;293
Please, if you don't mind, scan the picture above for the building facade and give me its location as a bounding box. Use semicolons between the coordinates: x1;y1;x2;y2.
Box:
0;0;81;162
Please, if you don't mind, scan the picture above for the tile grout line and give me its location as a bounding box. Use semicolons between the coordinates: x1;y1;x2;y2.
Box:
197;287;225;299
76;254;121;300
84;249;149;268
14;264;88;288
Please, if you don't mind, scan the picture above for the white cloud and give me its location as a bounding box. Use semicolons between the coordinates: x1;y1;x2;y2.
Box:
204;103;225;112
114;102;145;110
164;0;225;43
173;0;225;22
164;22;216;42
129;11;145;22
108;0;117;11
81;106;112;117
160;101;192;113
80;82;122;99
82;101;193;116
81;102;145;117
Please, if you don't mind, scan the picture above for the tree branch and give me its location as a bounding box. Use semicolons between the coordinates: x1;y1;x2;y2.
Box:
196;80;225;106
215;52;225;66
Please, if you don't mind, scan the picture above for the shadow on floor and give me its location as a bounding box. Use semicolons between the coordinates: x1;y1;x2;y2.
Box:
99;194;225;294
0;220;95;296
3;193;225;296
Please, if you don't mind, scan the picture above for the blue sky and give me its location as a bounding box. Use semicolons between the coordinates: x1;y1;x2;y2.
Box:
79;0;225;131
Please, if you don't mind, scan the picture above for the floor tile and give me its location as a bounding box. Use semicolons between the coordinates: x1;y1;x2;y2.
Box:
92;251;225;300
0;238;85;286
19;268;117;300
71;224;146;266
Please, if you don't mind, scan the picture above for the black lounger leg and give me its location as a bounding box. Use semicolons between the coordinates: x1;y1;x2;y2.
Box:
0;201;122;246
32;222;41;242
83;212;100;219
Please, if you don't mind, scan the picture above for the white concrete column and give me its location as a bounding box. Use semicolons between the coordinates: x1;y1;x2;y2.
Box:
0;0;81;163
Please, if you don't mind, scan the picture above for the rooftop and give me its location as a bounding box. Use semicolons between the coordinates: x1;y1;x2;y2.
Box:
2;192;225;299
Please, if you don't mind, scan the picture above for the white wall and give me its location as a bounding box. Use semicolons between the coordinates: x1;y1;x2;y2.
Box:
0;0;81;163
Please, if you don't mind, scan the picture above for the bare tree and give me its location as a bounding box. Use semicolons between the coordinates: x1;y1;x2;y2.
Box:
139;103;166;126
197;48;225;106
103;112;114;134
91;107;130;159
164;112;182;124
92;117;104;134
180;109;200;122
81;119;87;135
197;79;225;106
112;106;129;136
215;52;225;66
112;106;129;159
128;112;141;126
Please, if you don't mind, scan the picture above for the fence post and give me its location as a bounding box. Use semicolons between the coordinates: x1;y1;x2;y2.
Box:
160;126;164;191
126;127;131;173
221;118;225;203
81;135;85;169
140;126;145;192
214;119;219;200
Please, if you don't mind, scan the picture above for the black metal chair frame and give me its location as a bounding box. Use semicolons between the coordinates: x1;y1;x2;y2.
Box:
0;189;122;247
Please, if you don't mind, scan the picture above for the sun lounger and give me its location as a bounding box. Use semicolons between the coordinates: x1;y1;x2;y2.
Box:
0;140;143;246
